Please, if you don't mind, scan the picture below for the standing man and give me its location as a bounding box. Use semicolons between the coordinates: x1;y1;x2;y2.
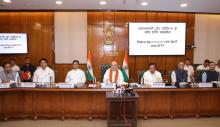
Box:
9;59;20;72
33;58;54;83
184;59;194;81
171;61;189;83
143;63;163;84
196;59;210;70
20;57;36;82
103;61;124;85
0;63;20;83
65;60;86;87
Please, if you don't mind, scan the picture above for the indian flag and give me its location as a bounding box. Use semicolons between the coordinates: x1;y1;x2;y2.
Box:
87;50;94;81
122;52;129;82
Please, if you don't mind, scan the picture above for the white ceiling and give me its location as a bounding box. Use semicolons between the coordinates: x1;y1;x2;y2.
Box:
0;0;220;13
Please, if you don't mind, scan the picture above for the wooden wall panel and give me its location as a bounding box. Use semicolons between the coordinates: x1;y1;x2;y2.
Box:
0;12;54;66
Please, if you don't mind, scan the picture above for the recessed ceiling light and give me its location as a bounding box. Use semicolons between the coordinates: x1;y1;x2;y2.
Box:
180;3;188;8
3;0;12;3
56;0;63;5
141;2;148;6
100;1;106;5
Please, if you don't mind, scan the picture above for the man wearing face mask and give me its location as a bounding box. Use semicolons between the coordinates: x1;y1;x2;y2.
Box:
33;58;54;83
65;60;86;87
0;63;20;83
103;61;124;85
20;57;36;82
142;63;163;84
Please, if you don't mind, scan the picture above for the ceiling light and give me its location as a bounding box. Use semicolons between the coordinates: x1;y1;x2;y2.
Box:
100;1;106;5
180;3;188;8
141;2;148;6
56;1;63;5
3;0;12;3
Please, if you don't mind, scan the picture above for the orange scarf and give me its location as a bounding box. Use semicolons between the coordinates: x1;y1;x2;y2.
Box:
109;69;118;83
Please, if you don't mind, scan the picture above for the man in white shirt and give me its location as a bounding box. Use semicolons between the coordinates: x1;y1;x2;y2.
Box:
65;60;86;87
143;63;163;84
9;59;20;72
103;61;124;85
184;59;194;81
196;59;210;70
215;59;220;73
33;58;55;83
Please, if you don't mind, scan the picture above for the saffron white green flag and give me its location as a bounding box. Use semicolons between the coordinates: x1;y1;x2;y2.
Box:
87;50;94;81
122;52;129;82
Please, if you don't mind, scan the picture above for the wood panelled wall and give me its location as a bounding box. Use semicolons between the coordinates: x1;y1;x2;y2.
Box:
0;11;195;82
87;12;195;82
0;12;54;65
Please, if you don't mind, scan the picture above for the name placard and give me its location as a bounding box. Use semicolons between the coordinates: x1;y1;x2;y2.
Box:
20;82;36;88
56;83;74;88
0;83;10;88
198;83;213;88
151;82;166;88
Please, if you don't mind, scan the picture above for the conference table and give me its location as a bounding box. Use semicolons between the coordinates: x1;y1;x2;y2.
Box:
0;84;220;121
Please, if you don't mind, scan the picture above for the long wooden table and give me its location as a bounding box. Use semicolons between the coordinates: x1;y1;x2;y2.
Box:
0;87;220;120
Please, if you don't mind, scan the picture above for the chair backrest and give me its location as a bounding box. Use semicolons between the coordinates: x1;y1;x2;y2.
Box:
195;70;208;82
100;64;111;82
137;70;146;83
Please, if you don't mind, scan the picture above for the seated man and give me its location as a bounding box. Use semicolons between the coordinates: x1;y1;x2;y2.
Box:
143;63;163;84
184;58;194;81
215;59;220;73
103;61;124;85
196;59;210;70
171;61;189;83
0;63;20;83
202;61;219;82
33;58;55;83
9;59;20;72
20;57;36;82
65;60;86;87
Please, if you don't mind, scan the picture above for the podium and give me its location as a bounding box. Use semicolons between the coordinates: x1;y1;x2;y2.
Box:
106;92;139;127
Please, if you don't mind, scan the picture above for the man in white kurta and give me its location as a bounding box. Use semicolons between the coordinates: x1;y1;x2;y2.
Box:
103;61;124;85
184;59;194;82
196;59;210;70
65;60;86;87
33;58;55;83
143;63;163;84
